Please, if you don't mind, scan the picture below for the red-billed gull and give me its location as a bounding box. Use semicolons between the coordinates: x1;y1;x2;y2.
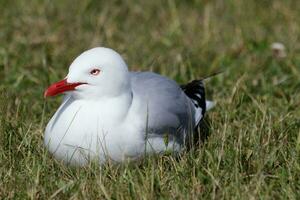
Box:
44;47;214;166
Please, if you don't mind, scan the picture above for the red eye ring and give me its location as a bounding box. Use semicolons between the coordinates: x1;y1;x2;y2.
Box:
90;69;100;75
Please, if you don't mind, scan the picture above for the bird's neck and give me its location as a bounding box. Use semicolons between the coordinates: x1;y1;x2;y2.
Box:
67;87;133;124
100;89;133;122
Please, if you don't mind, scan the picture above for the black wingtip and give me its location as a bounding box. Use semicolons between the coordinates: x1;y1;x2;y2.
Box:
181;80;206;116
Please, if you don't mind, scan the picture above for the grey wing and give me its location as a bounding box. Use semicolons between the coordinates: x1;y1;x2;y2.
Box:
130;72;196;144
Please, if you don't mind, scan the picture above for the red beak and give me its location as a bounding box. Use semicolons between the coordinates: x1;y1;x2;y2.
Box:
44;79;86;97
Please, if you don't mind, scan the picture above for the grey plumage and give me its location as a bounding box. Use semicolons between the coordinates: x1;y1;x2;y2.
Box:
130;72;204;145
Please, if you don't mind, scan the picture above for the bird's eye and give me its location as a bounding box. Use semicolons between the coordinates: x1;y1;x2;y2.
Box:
90;69;100;76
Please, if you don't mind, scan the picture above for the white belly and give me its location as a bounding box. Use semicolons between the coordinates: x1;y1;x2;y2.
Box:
44;98;143;166
44;96;182;166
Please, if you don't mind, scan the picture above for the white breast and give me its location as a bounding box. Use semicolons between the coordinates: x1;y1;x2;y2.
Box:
44;95;144;165
45;94;183;166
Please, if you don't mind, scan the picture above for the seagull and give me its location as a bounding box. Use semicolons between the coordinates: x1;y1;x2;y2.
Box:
44;47;214;166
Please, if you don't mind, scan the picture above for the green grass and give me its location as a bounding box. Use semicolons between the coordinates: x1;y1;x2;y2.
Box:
1;0;300;199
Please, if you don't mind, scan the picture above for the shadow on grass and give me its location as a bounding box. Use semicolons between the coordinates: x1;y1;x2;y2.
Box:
186;114;213;151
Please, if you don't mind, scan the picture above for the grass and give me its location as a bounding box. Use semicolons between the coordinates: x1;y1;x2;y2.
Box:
0;0;300;199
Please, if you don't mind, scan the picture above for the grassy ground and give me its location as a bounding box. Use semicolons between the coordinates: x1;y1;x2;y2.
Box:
0;0;300;199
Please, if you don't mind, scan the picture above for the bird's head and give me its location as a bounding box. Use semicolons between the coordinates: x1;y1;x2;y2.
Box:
44;47;130;99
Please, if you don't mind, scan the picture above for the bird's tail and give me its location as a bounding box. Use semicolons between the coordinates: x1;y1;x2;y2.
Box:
205;100;215;111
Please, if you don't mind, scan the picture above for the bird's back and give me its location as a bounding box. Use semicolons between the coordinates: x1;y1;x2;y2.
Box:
129;72;196;145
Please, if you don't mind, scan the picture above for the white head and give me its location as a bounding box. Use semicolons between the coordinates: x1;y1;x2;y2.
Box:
44;47;130;99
